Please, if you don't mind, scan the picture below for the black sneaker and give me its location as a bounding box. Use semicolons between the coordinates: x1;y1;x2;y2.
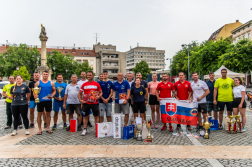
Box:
18;125;23;129
29;124;35;128
77;125;82;131
87;121;92;127
4;126;11;129
66;126;70;131
218;125;223;130
44;123;47;128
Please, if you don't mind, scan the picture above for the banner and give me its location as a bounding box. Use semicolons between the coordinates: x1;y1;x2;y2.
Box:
113;114;121;138
160;98;198;126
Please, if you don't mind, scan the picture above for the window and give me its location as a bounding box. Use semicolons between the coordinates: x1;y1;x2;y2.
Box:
90;60;94;65
238;37;241;41
233;39;236;44
243;35;245;39
248;32;251;39
77;59;81;64
81;53;89;55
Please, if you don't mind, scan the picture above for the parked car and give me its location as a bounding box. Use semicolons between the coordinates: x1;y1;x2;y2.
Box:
0;81;10;99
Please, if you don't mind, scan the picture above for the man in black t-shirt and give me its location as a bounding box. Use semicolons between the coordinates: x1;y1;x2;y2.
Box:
29;72;46;128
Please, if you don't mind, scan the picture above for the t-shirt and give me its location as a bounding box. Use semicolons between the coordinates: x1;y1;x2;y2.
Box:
29;81;36;101
65;83;81;104
80;81;101;104
233;85;245;98
148;81;160;95
98;80;113;103
3;83;15;103
191;80;209;103
206;80;217;102
174;80;192;100
130;86;146;102
113;80;130;103
54;82;67;101
10;84;30;106
214;77;235;102
77;79;88;88
156;81;174;98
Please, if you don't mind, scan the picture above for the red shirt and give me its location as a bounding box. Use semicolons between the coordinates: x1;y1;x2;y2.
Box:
80;81;101;104
174;80;192;100
156;81;174;98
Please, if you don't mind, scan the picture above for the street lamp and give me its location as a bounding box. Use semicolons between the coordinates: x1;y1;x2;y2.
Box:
16;66;19;75
53;66;55;79
166;58;172;82
66;69;68;80
181;43;196;80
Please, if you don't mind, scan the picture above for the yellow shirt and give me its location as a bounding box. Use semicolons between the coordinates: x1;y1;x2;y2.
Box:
214;77;235;102
3;83;15;103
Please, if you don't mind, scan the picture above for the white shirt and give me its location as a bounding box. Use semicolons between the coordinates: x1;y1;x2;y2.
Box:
233;85;245;98
191;79;209;104
77;79;88;88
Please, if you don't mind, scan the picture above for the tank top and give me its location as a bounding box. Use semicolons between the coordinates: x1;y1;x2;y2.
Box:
39;80;52;101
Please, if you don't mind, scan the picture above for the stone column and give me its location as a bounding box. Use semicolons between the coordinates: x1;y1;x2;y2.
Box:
40;39;47;66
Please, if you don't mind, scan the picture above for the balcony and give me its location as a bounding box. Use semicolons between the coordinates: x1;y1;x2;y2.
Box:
102;57;119;62
102;65;119;69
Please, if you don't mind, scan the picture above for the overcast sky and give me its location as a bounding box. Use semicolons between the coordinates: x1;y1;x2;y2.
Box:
0;0;251;69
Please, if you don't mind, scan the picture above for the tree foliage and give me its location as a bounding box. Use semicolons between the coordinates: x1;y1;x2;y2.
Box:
12;66;31;81
132;61;151;80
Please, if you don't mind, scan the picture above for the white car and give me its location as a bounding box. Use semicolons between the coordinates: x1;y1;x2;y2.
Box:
0;81;10;99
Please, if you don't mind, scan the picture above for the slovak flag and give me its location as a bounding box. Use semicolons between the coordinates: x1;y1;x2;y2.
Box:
160;98;198;126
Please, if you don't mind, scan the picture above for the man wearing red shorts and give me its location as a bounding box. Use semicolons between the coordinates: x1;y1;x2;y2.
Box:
174;72;192;131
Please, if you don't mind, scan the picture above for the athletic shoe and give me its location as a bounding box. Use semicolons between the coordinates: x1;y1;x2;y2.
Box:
187;126;192;131
241;127;246;132
18;125;23;129
151;125;155;129
81;129;87;136
161;124;167;131
4;126;11;129
218;125;223;130
44;123;47;128
29;124;35;128
52;124;57;130
196;127;204;132
11;130;17;136
87;121;92;127
25;130;30;135
77;125;82;131
66;126;70;131
155;125;160;129
169;126;173;132
63;124;67;129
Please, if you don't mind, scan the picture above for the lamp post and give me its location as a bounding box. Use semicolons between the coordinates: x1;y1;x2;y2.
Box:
181;43;196;80
16;66;19;75
66;69;68;80
53;66;55;79
166;58;172;82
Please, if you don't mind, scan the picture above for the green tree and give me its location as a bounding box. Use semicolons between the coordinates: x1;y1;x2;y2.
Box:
132;61;151;80
74;61;93;78
220;39;252;73
12;66;31;81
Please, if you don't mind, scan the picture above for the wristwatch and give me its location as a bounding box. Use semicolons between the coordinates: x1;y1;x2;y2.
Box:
145;98;148;101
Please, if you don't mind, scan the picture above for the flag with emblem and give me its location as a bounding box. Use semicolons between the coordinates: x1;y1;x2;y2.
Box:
160;98;198;126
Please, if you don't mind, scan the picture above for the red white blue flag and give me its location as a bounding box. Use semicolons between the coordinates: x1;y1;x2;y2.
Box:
160;98;198;126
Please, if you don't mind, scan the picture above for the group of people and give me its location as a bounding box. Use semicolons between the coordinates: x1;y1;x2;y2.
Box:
2;68;247;136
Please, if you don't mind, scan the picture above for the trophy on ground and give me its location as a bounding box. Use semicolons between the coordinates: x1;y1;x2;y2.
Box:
133;119;137;139
203;117;212;139
235;115;242;133
136;123;143;141
146;120;152;142
57;87;63;100
32;84;41;103
228;115;236;133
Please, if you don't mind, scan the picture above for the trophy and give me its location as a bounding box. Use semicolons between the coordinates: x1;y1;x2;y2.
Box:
32;84;41;103
136;123;143;141
57;87;63;100
228;115;236;133
133;119;137;139
203;117;212;139
146;120;152;142
235;115;242;133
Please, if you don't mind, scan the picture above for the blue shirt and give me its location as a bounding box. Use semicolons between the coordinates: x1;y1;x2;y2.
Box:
206;79;217;101
131;86;146;102
113;80;130;103
54;82;67;101
39;80;52;102
98;80;113;103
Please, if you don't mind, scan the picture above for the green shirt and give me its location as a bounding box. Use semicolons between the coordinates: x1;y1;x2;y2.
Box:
3;83;15;103
214;77;235;102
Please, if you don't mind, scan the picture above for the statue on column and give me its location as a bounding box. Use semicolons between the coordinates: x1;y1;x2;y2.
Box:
39;24;48;41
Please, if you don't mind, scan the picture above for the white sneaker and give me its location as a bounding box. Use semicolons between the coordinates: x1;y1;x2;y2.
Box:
81;129;87;136
11;130;17;136
25;130;30;135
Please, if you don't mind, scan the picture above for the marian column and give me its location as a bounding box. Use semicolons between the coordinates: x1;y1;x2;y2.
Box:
36;24;52;80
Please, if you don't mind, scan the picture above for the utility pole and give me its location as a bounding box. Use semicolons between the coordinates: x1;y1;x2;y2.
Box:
94;33;100;44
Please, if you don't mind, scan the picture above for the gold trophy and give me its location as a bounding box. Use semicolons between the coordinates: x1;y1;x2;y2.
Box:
236;115;242;133
133;119;137;139
146;120;152;142
136;123;143;141
32;84;41;103
203;117;212;139
228;115;236;133
57;87;63;100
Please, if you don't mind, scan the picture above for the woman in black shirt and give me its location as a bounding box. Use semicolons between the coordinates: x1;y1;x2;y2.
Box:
10;75;30;136
131;78;146;120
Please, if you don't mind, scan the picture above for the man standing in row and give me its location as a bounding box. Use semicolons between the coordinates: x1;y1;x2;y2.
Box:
127;72;134;113
52;74;67;130
206;72;218;119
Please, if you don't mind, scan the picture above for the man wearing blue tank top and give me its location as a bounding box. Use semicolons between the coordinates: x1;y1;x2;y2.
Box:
34;70;56;135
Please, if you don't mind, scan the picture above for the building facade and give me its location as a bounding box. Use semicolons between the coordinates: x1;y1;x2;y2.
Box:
125;46;165;73
231;20;252;44
208;20;243;41
94;43;126;79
